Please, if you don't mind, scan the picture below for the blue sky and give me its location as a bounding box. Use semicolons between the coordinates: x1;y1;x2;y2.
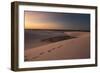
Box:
25;11;90;31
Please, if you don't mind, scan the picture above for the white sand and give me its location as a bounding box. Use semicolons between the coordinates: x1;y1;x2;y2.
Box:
25;32;90;61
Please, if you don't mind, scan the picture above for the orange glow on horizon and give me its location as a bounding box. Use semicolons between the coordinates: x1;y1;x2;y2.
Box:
25;22;63;29
24;11;64;29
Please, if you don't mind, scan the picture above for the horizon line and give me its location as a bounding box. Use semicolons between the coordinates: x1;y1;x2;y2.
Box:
24;29;90;32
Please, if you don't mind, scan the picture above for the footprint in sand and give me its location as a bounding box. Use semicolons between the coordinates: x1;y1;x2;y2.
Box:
32;55;40;60
47;48;56;53
57;45;63;48
32;52;45;60
48;49;52;52
31;45;63;60
51;48;56;50
39;52;45;55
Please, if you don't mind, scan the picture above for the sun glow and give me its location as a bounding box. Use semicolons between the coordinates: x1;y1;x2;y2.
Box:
24;11;64;29
25;22;63;29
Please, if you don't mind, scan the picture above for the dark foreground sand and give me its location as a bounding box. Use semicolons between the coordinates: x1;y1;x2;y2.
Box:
24;32;90;61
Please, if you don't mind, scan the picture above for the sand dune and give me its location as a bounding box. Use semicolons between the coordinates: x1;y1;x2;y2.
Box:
24;32;90;61
24;30;73;49
64;32;89;37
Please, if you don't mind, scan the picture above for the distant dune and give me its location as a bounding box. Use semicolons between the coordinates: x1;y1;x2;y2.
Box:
64;32;89;37
24;31;90;61
24;30;75;49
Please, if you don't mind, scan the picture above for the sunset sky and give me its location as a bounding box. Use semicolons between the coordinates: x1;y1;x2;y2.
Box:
24;11;90;30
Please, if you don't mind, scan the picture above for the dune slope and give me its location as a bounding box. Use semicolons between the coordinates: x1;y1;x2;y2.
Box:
24;32;90;61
